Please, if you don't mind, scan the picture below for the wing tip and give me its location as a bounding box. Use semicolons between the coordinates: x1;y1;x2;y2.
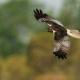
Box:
53;50;67;59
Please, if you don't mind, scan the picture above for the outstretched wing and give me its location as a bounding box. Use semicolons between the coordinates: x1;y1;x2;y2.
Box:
33;9;67;41
33;9;70;59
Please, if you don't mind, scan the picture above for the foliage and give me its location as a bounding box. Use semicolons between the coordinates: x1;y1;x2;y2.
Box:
59;0;80;29
27;32;54;73
0;0;44;56
0;55;33;80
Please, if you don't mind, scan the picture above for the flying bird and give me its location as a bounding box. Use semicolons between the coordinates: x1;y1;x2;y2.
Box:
33;9;80;59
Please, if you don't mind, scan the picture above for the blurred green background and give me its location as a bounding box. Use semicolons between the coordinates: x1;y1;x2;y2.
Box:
0;0;80;80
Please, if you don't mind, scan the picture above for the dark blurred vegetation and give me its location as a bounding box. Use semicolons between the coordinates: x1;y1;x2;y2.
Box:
59;0;80;29
0;0;80;80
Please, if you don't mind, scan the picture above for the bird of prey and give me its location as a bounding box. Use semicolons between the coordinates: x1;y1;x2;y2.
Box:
33;9;80;59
